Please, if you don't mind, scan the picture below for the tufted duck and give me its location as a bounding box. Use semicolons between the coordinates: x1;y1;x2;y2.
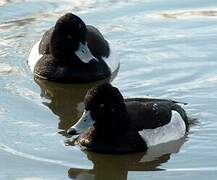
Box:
67;83;189;154
28;13;118;83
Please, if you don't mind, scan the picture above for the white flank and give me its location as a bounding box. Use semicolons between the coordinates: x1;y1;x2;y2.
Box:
28;40;42;72
27;40;120;75
104;47;120;75
139;111;186;147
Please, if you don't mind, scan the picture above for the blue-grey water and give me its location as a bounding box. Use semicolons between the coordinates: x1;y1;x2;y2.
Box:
1;0;217;179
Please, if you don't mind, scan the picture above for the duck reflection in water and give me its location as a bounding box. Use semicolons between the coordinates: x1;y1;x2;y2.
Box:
68;137;186;180
34;77;111;133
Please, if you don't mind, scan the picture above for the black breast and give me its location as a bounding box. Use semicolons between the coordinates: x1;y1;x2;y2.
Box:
34;55;111;83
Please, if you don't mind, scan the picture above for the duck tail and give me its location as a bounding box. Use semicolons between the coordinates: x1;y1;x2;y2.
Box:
171;103;189;130
171;100;188;105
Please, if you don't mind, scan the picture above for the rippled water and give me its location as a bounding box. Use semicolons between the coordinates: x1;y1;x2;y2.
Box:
1;0;217;179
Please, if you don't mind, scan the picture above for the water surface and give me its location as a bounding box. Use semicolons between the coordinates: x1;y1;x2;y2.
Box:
0;0;217;179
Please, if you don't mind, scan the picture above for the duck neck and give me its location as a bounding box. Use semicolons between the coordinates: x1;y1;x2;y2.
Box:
93;108;130;145
54;53;84;67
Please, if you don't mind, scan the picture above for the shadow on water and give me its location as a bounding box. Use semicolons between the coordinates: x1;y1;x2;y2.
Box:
34;67;119;132
68;137;186;180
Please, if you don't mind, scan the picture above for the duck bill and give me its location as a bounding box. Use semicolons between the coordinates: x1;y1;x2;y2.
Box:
67;111;94;135
75;42;98;63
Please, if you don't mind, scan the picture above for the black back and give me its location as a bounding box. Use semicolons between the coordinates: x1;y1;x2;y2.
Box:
125;98;188;130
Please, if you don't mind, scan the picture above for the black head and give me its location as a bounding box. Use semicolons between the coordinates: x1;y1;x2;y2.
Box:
84;83;129;133
50;13;87;61
67;83;129;138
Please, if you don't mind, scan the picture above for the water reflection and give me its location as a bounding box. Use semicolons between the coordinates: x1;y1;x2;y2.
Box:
68;137;186;180
34;68;119;132
35;78;106;131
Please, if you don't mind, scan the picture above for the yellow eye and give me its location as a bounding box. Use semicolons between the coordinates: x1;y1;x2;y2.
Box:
100;104;104;108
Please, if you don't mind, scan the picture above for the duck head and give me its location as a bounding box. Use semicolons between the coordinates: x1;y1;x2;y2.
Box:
50;13;98;64
67;83;129;136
